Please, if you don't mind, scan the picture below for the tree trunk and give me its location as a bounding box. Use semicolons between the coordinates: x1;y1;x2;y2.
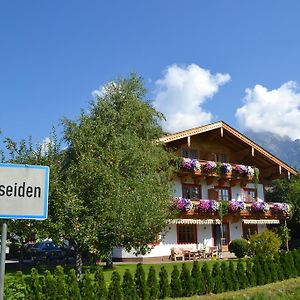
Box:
75;246;83;282
105;250;113;269
19;240;25;270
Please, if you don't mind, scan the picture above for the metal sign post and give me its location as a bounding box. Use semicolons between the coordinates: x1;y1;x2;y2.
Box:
0;220;7;300
0;164;49;300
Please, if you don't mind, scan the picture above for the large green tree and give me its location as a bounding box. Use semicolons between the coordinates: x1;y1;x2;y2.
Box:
62;74;175;270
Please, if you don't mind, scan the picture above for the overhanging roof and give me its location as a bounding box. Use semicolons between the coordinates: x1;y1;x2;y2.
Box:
159;121;298;177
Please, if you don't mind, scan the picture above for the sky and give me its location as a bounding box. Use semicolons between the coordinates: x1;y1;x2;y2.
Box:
1;0;300;149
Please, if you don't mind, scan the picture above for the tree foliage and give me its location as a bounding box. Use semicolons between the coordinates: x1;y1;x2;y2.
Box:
62;74;176;259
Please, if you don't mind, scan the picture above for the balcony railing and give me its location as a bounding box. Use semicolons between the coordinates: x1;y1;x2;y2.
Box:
179;158;259;183
172;197;290;216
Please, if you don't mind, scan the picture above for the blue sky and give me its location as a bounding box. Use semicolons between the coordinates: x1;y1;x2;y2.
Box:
1;1;300;147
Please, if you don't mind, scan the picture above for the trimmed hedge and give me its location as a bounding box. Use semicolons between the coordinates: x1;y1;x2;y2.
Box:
4;249;300;300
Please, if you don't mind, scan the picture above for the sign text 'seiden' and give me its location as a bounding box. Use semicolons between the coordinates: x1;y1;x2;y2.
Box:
0;182;41;198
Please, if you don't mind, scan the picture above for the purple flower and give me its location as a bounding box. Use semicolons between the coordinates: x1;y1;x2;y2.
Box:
251;201;269;212
272;203;290;213
202;161;217;172
228;201;246;212
220;163;232;174
198;199;219;213
234;164;248;174
181;158;194;170
174;197;194;211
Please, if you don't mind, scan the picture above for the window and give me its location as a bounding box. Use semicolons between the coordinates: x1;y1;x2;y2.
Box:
181;148;198;159
214;153;228;163
242;224;258;239
214;187;231;201
177;224;197;244
182;184;201;199
243;188;257;202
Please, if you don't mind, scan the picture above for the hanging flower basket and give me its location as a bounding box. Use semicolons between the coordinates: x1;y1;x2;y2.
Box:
173;197;194;211
228;200;246;213
198;199;219;213
271;203;290;214
251;201;269;213
202;161;217;173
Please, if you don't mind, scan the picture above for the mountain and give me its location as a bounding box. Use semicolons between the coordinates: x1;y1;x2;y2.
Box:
244;130;300;171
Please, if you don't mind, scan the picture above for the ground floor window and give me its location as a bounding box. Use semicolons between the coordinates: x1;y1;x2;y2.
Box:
177;224;197;244
242;224;258;239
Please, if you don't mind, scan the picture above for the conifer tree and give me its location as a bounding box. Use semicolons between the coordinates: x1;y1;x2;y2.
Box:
28;268;43;300
221;261;233;292
253;258;265;286
287;251;297;278
274;254;284;281
245;260;256;287
228;261;239;291
81;270;94;299
122;269;136;300
212;262;224;294
191;261;205;295
292;249;300;276
170;265;181;298
94;267;108;300
135;264;149;300
68;269;81;300
43;270;57;300
280;252;291;279
55;265;68;300
267;256;278;283
236;260;248;289
261;257;271;284
147;266;158;300
158;266;169;299
108;271;123;300
180;263;193;296
201;261;213;294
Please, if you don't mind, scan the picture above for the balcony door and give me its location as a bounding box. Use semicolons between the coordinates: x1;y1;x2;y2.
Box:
213;223;230;251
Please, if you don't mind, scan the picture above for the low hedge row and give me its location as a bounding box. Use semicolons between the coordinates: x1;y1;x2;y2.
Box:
5;249;300;299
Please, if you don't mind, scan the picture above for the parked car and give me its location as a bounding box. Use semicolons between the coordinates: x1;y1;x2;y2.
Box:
29;241;63;263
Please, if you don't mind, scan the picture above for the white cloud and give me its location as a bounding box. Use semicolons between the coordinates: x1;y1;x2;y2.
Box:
236;81;300;140
41;137;53;155
153;64;230;133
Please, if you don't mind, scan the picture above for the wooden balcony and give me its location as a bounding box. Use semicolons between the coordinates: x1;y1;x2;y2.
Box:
178;159;258;186
174;199;289;222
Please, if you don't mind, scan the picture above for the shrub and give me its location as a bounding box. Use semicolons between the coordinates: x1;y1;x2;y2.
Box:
228;261;239;291
180;263;193;297
170;266;181;298
267;256;278;283
158;266;169;299
253;257;265;285
228;238;249;258
108;271;122;300
260;257;271;284
201;261;213;294
28;268;43;300
221;261;233;292
81;270;94;300
147;266;158;300
43;270;57;300
245;260;256;287
135;263;149;300
191;261;205;295
5;271;28;300
94;268;108;300
123;269;136;300
248;230;281;257
212;262;224;294
236;260;248;289
55;265;67;300
67;269;81;300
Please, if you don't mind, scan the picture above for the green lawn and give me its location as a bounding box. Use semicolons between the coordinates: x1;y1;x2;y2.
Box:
167;277;300;300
